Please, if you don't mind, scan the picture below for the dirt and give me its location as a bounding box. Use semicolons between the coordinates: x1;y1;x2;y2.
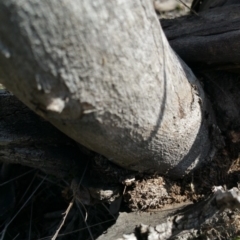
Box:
1;128;239;240
123;143;240;210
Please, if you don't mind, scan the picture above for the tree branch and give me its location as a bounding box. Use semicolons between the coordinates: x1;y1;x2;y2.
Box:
162;5;240;70
0;90;84;178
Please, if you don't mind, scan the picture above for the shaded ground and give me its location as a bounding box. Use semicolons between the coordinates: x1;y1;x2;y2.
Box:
1;131;239;239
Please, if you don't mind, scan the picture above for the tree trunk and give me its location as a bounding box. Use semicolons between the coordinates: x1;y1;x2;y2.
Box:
0;0;215;178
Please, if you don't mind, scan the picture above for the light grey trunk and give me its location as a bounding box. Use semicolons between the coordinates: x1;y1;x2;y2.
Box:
0;0;214;178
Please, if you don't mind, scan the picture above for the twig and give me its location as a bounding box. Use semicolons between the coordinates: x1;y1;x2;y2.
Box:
12;233;20;240
38;219;115;240
38;174;66;188
0;176;46;240
0;169;35;187
177;0;199;16
51;199;74;240
102;203;117;221
76;202;94;240
191;0;201;10
78;161;89;188
28;200;33;240
18;171;38;205
77;200;88;222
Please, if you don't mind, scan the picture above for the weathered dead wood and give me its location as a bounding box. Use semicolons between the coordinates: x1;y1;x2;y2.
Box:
0;90;123;202
0;91;129;204
191;0;239;12
97;202;192;240
196;71;240;133
98;187;240;240
162;4;240;70
0;90;84;178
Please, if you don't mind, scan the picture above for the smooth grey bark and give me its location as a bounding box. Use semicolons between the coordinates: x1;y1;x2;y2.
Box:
0;0;214;178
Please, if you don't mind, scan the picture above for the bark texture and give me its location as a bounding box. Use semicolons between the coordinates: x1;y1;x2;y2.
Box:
0;90;123;202
0;0;214;178
191;0;238;12
0;90;84;178
98;187;240;240
162;4;240;70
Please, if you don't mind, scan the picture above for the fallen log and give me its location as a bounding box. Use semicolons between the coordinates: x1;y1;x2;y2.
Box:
98;187;240;240
162;4;240;71
0;89;85;178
